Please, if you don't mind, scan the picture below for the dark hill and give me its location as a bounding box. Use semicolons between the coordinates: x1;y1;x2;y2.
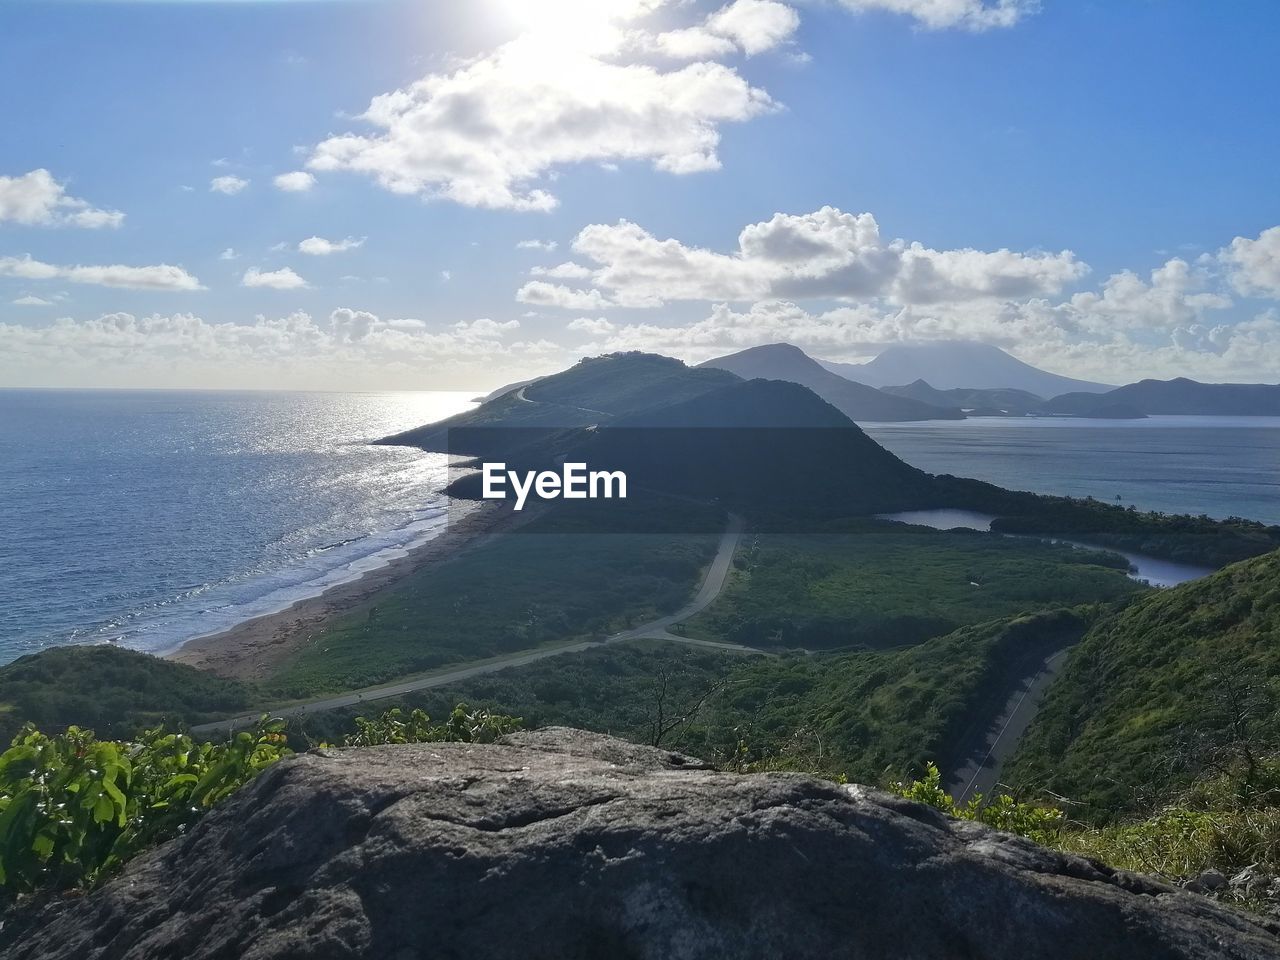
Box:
699;343;963;422
1006;549;1280;815
883;380;1045;415
1044;377;1280;417
381;353;740;451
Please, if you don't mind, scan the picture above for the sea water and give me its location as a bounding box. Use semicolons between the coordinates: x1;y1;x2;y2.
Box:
0;390;474;664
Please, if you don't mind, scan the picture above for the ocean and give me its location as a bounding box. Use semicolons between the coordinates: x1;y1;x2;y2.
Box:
0;389;475;664
1;397;1278;666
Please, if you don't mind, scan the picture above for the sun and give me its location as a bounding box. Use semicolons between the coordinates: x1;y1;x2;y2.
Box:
488;0;654;54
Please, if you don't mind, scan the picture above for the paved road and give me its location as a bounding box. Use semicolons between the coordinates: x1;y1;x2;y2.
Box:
947;647;1072;802
192;513;752;736
513;384;609;417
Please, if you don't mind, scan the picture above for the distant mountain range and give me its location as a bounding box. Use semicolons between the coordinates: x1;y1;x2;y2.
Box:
1043;378;1280;418
698;343;963;422
819;341;1113;396
880;381;1047;417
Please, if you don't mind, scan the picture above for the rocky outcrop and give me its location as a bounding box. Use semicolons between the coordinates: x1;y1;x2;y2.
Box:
4;728;1278;959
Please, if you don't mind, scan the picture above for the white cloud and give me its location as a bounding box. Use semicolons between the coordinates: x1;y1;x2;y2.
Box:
242;266;308;290
515;280;614;310
0;308;552;389
12;295;53;306
0;169;124;228
517;239;558;251
650;0;799;58
304;2;776;211
441;270;453;281
833;0;1037;31
530;261;593;279
1221;226;1280;299
298;236;365;256
563;206;1086;307
273;171;317;192
210;176;250;195
567;316;616;335
219;248;239;261
0;255;204;291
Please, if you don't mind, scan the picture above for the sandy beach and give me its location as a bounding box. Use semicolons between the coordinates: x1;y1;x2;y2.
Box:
168;500;530;681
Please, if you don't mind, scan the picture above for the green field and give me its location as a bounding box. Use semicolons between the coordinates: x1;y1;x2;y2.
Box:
682;520;1143;650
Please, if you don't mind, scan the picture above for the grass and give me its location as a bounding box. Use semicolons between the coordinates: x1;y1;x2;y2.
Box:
682;519;1143;650
262;500;724;699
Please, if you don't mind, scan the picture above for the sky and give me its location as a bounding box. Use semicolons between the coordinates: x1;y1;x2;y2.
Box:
1;0;1279;391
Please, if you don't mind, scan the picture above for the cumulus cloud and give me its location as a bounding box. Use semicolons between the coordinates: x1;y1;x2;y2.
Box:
219;248;239;261
517;239;558;251
12;295;53;306
566;316;616;335
530;261;593;279
210;176;249;195
558;206;1086;308
298;236;365;256
0;255;204;291
515;280;614;310
273;171;317;192
0;308;552;388
833;0;1037;31
1221;226;1280;299
303;1;776;211
0;169;124;228
242;266;308;290
653;0;800;58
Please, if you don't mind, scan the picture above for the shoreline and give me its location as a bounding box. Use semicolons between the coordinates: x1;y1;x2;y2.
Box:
167;499;527;681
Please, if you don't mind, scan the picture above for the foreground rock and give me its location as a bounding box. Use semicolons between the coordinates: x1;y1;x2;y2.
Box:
4;729;1278;960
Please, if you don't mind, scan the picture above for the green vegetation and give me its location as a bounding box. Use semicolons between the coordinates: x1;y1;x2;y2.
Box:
266;502;722;699
294;611;1094;787
891;763;1064;844
0;720;288;894
947;479;1280;567
684;522;1139;650
0;645;256;743
1006;549;1280;817
0;704;522;899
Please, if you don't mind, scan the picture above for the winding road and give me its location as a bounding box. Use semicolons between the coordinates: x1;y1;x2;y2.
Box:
192;513;753;736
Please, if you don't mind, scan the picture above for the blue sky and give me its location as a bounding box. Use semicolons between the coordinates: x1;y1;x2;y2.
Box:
2;0;1278;389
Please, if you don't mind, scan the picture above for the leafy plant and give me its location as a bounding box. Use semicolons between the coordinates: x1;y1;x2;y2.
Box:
340;705;522;747
0;719;289;894
892;763;1064;844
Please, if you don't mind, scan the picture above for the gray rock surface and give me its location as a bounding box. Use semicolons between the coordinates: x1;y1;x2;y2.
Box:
4;728;1278;960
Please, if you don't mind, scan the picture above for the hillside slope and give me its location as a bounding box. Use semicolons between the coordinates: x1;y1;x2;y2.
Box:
1006;550;1280;815
699;343;963;421
882;379;1046;415
381;352;740;450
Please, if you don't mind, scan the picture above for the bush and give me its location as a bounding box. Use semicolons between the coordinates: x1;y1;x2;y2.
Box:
0;719;289;894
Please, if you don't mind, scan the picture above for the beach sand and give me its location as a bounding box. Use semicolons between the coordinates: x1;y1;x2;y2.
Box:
168;500;529;681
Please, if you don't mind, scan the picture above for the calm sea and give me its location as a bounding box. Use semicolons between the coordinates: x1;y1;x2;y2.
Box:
1;398;1278;666
0;390;474;664
864;416;1280;526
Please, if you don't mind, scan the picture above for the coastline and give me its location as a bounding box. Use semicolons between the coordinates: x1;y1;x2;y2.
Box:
167;499;526;681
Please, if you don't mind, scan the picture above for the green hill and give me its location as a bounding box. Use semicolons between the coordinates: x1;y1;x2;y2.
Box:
1006;549;1280;816
1044;377;1280;417
0;645;256;741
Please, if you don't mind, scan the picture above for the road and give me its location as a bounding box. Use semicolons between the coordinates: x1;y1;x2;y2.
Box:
512;384;609;417
192;513;752;736
947;647;1072;802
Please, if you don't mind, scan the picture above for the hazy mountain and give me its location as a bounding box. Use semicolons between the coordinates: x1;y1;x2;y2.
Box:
1043;378;1280;417
698;343;963;422
881;380;1046;416
820;341;1112;395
